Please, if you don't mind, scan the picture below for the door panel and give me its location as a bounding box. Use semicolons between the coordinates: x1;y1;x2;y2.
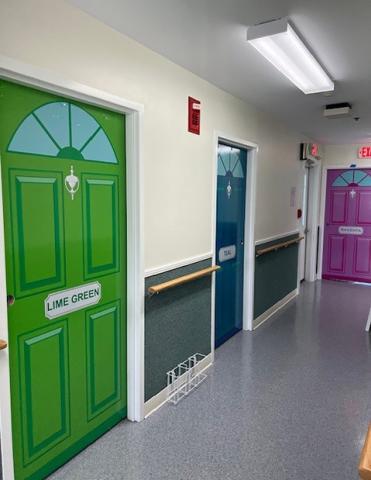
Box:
83;175;119;278
86;302;121;420
215;144;247;347
329;191;348;223
10;170;65;297
20;323;70;464
354;237;371;274
323;169;371;282
0;79;127;480
357;191;371;224
327;236;346;272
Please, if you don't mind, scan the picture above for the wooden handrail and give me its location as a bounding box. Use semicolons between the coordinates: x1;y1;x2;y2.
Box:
256;236;304;257
0;339;7;351
359;424;371;479
148;265;221;295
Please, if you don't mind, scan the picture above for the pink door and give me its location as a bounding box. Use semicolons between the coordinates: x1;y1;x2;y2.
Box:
323;169;371;283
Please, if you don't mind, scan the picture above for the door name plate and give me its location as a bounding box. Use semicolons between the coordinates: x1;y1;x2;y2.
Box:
219;245;236;263
45;282;101;319
338;226;364;235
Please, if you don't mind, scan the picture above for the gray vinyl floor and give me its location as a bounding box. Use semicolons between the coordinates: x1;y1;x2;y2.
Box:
40;280;371;478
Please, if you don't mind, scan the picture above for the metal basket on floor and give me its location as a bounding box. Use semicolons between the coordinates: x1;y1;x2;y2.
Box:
166;353;207;405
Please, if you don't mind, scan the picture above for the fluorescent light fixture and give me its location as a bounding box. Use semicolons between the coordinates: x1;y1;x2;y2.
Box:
247;18;334;94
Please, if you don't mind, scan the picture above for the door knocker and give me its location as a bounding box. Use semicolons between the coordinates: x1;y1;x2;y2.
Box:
227;180;232;199
65;166;80;200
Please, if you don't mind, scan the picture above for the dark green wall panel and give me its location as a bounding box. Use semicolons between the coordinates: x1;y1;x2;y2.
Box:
254;234;299;319
145;259;212;401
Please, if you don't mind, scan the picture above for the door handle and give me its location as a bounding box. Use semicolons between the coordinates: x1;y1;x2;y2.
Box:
7;294;15;306
0;339;7;351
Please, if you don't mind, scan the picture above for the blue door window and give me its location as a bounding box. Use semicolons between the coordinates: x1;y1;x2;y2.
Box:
332;169;371;187
8;102;118;163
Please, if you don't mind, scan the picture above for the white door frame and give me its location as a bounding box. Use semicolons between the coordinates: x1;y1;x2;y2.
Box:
317;163;371;280
304;161;321;282
0;56;145;480
210;131;258;356
298;162;308;282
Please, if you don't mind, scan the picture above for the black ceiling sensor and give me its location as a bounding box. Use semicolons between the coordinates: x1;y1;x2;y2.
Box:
325;102;352;109
323;102;352;119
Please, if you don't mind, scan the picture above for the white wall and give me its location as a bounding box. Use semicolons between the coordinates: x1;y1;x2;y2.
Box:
324;144;371;167
0;0;307;270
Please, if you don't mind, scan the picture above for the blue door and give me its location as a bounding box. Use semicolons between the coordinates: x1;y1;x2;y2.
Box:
215;143;247;347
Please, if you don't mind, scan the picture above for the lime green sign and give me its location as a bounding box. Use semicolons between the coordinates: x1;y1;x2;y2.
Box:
45;282;101;319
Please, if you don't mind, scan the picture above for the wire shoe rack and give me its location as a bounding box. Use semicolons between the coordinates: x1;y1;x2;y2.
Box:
166;353;208;405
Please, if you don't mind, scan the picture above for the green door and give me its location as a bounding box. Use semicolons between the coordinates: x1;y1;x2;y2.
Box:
0;80;127;480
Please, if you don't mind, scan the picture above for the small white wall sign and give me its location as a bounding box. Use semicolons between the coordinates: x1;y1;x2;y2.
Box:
45;282;101;319
219;245;236;262
338;226;364;235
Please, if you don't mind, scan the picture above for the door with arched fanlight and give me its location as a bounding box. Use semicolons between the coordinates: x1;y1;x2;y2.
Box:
323;168;371;283
0;79;127;480
215;143;247;347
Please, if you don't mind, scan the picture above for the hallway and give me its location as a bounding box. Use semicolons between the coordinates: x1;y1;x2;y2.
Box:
48;280;371;480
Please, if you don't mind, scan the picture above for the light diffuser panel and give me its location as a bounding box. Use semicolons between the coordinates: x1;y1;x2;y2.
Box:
247;18;334;94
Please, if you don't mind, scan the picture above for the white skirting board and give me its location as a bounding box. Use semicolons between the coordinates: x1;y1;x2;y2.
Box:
253;288;299;330
144;353;213;418
365;306;371;332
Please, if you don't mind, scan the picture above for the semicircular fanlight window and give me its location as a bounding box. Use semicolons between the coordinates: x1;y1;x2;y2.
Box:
7;102;117;163
332;170;371;187
217;145;245;178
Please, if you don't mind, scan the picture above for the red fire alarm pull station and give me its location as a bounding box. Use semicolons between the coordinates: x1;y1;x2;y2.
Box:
188;97;201;135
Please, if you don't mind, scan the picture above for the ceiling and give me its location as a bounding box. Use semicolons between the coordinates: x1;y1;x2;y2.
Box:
69;0;371;144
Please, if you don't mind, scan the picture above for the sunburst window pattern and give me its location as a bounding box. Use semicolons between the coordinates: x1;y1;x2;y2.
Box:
332;170;371;187
8;102;117;163
217;145;244;178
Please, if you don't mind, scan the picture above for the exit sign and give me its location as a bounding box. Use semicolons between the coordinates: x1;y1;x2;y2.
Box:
358;146;371;158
